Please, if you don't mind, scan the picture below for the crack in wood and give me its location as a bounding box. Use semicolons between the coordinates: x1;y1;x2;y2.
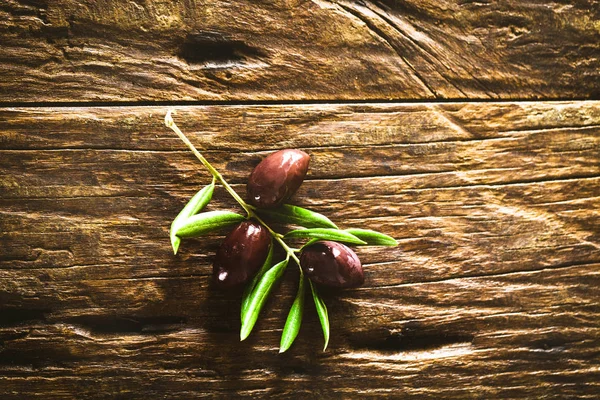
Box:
61;315;187;335
361;1;477;97
0;308;50;327
348;327;475;353
0;135;527;152
354;260;600;290
334;1;439;97
177;32;266;68
306;173;600;186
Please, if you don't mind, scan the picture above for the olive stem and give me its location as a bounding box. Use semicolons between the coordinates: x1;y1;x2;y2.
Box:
166;110;302;268
165;111;253;217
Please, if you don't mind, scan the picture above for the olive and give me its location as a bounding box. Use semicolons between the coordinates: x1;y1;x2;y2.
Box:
300;241;364;288
247;149;310;209
213;221;271;289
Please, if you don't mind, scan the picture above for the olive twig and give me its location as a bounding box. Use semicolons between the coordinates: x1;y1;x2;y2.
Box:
166;111;396;352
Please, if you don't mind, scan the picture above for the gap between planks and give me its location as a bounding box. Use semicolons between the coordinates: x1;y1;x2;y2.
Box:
0;98;599;108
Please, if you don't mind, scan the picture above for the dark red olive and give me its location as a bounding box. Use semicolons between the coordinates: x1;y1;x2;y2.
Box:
213;221;271;289
300;241;364;288
247;149;310;209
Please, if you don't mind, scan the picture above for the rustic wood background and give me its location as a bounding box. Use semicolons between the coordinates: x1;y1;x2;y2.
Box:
1;1;599;398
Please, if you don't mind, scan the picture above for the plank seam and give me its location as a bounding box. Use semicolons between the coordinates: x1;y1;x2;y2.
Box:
0;98;598;108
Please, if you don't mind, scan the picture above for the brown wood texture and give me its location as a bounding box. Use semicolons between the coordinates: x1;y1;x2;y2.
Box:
1;0;599;102
1;103;599;398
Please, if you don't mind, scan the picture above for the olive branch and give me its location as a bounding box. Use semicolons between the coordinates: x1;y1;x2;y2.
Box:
165;110;397;352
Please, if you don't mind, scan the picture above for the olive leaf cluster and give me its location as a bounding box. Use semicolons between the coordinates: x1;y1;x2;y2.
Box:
166;111;397;353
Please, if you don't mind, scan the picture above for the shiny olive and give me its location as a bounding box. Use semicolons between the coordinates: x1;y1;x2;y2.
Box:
300;241;364;288
247;149;310;209
213;221;271;289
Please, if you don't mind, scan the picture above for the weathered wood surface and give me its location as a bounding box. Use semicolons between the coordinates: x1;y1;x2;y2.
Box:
1;102;599;398
1;0;599;102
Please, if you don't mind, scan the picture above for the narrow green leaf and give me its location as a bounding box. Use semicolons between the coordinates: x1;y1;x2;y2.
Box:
284;228;367;245
170;181;215;254
241;238;274;319
240;258;289;341
344;228;398;246
175;211;245;238
257;204;338;229
309;280;330;351
170;236;182;256
279;275;306;353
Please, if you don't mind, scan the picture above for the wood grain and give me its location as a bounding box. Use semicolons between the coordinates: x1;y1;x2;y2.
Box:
1;0;598;102
1;102;599;398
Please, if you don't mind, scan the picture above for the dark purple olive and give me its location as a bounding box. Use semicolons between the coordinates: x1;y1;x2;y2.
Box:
300;241;364;288
213;221;271;289
247;149;310;209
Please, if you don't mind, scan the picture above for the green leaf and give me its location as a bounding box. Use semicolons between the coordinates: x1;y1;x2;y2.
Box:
175;211;245;238
170;181;215;254
309;280;330;351
279;275;306;353
240;258;289;341
241;238;274;319
344;228;398;246
257;204;338;229
284;228;367;245
171;236;182;257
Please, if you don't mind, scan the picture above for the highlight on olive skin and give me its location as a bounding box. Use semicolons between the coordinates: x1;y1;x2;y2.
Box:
300;241;364;288
213;221;271;289
247;149;310;209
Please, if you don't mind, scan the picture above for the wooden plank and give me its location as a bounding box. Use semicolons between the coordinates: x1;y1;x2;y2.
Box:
1;102;599;398
0;265;598;398
1;0;598;102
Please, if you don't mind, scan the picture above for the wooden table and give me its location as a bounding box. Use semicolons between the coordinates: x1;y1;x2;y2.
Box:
1;1;599;398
